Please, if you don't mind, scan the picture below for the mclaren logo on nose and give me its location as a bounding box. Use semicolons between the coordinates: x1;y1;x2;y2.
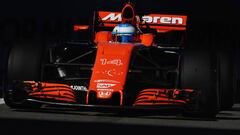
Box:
101;13;185;25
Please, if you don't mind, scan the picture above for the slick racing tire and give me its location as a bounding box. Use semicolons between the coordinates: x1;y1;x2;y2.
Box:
180;47;219;117
218;50;234;110
4;41;44;109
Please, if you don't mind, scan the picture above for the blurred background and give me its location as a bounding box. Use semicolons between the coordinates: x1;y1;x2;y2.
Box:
0;0;240;102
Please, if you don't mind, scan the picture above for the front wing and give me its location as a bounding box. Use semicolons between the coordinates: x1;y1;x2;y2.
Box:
11;81;198;113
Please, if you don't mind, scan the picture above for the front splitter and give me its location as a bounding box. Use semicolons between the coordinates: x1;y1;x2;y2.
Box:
26;98;186;115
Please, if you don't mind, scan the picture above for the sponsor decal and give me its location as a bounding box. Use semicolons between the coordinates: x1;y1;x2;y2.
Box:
94;79;120;83
98;91;112;96
70;85;88;91
142;16;183;25
97;89;113;91
102;13;122;21
106;69;123;77
95;69;123;77
100;12;186;25
100;58;123;66
97;83;116;89
107;69;114;77
97;90;113;98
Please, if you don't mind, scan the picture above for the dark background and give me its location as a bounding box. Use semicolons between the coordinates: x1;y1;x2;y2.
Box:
0;0;240;100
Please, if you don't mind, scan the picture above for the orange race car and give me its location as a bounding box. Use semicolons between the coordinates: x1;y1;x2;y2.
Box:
3;2;234;117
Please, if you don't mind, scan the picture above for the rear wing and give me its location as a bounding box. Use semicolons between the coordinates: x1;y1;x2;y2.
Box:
98;11;187;33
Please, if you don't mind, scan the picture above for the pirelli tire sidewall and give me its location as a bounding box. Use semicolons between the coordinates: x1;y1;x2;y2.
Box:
180;47;220;117
4;41;45;108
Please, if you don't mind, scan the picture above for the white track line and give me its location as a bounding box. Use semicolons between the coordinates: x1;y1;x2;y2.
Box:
0;98;4;104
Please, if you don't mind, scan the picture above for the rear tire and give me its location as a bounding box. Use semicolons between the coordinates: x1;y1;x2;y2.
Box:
180;47;219;117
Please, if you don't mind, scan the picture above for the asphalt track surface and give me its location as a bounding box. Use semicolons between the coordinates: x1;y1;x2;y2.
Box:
1;99;240;134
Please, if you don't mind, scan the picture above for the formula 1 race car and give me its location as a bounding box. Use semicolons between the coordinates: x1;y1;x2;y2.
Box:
3;2;234;117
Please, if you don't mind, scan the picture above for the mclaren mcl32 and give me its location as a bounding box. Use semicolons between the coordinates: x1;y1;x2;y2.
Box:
3;2;234;117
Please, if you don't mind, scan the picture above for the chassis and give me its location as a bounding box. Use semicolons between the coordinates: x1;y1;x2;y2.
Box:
3;2;234;117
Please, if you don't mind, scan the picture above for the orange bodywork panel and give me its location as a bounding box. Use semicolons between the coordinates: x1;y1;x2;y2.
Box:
24;81;77;103
73;25;89;31
88;43;137;104
94;31;112;43
140;33;155;46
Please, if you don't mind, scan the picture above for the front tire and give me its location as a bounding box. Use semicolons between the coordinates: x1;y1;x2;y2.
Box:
218;50;234;110
180;47;219;117
4;41;44;109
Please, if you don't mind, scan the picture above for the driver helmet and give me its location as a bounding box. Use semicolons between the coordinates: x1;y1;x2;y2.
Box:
112;23;136;43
